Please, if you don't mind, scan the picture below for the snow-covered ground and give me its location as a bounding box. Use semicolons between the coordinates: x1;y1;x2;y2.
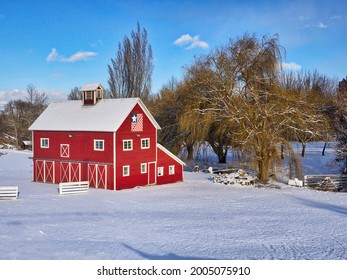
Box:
1;145;347;260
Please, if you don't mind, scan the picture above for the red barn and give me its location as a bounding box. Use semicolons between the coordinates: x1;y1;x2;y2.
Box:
28;83;185;190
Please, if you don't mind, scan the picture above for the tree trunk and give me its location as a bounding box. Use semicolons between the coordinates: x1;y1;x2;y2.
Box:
322;142;327;156
301;142;306;157
210;143;228;163
258;158;270;183
186;143;194;161
216;145;228;163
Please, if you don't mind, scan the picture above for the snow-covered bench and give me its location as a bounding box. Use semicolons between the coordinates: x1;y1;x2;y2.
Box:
0;186;19;200
59;181;89;195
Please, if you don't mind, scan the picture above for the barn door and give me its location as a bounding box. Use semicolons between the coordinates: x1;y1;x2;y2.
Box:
34;160;54;183
88;164;107;189
35;160;44;182
97;165;107;189
88;164;97;188
148;162;156;185
44;161;54;183
60;162;70;182
70;163;81;182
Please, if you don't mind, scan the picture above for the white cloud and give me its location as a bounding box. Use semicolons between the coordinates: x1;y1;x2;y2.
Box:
281;62;302;71
174;34;208;50
174;34;194;46
46;49;97;63
46;48;60;62
90;39;103;48
0;89;27;108
316;22;327;28
330;15;341;20
50;73;64;78
0;89;68;108
61;51;97;62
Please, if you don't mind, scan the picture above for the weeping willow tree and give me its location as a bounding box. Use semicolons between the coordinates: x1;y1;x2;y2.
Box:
150;78;197;161
181;34;323;183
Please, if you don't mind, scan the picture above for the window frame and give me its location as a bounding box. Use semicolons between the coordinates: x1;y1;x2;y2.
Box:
141;163;147;174
40;138;49;148
141;138;150;149
123;139;133;151
123;165;130;177
158;167;164;176
85;91;93;100
169;165;175;175
94;139;104;151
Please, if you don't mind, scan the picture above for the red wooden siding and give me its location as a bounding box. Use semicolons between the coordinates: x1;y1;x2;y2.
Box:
156;146;184;185
32;130;115;189
33;131;113;163
115;103;157;190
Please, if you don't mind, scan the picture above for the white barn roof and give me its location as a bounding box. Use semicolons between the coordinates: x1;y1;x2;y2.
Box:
29;98;160;132
80;83;104;91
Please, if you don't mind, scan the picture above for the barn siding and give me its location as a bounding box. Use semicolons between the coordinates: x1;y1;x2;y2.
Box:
156;146;184;185
115;104;157;190
33;131;114;163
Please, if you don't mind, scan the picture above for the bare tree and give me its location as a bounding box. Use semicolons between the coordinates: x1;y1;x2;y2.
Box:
1;84;48;148
2;100;32;147
26;84;48;106
108;22;153;99
25;84;48;130
67;87;82;100
279;70;337;157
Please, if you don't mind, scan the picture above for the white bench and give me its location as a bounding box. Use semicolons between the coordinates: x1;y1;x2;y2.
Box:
0;186;19;200
59;181;89;195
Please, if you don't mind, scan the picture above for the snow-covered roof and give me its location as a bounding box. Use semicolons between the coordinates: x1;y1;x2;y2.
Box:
29;98;161;132
80;83;104;91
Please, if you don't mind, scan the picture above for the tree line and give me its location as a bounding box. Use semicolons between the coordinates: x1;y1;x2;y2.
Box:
149;34;347;182
0;84;48;147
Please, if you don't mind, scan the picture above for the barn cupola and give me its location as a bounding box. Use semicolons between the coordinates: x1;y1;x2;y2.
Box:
80;83;105;106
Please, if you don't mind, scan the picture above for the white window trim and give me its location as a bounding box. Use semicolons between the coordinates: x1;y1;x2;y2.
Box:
94;139;104;151
158;167;164;176
141;138;150;149
40;138;49;148
141;163;147;174
123;165;130;177
123;139;133;151
169;165;175;175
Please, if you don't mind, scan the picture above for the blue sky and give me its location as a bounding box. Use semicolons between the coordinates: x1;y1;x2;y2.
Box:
1;0;347;104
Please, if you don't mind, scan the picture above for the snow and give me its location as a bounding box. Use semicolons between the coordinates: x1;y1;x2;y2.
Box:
1;146;347;260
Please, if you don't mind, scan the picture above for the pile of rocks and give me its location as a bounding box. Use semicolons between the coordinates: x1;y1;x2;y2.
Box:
213;169;256;186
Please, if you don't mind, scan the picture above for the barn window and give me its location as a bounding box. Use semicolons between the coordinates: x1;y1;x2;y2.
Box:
123;165;130;176
94;140;104;151
141;163;147;174
85;91;93;100
60;144;70;158
123;140;133;151
158;167;164;176
40;138;49;148
169;165;175;175
141;138;150;149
